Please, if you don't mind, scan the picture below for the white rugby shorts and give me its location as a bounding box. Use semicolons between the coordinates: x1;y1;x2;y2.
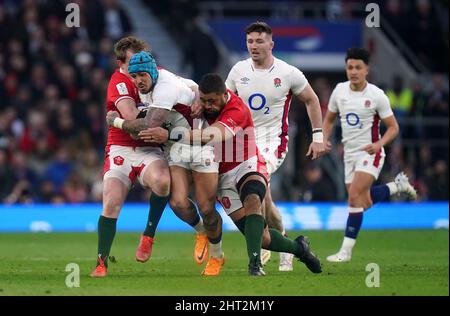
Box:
103;145;166;187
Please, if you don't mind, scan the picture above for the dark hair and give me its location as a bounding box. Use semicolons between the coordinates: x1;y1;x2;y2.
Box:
345;47;370;65
199;73;226;94
245;21;272;35
113;36;150;62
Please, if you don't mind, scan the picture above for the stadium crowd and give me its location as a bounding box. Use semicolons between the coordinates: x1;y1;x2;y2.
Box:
0;0;448;204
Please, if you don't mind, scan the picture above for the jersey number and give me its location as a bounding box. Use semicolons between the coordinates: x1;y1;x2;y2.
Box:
248;93;270;114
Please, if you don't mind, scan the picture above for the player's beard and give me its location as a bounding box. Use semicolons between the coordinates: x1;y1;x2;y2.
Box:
203;110;220;121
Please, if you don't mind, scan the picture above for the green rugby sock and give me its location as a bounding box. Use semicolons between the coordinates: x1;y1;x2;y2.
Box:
244;214;265;264
97;215;117;267
143;192;170;237
266;228;298;255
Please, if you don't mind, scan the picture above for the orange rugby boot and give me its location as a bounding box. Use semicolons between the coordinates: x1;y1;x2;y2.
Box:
135;235;154;263
194;233;209;264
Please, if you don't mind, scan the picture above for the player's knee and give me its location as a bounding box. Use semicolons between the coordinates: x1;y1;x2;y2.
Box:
348;188;372;209
243;194;263;214
348;188;362;205
169;197;190;212
102;198;121;217
149;172;170;196
197;200;216;215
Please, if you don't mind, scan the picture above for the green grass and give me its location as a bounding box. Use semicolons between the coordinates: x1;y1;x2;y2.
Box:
0;230;448;296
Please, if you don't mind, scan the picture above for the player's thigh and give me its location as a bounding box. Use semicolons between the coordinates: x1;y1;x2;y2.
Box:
102;177;129;217
169;166;192;207
137;148;170;195
348;171;375;199
192;171;218;213
262;148;285;178
344;157;357;185
142;159;171;195
217;187;242;217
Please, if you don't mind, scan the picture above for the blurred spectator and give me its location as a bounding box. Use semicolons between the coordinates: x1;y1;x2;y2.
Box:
11;150;37;188
383;0;409;38
299;162;336;202
386;75;413;118
409;0;446;72
78;148;102;186
96;37;115;72
37;179;58;203
0;149;16;202
102;0;132;41
62;172;89;203
425;74;449;161
386;75;414;141
426;160;449;201
427;74;449;117
182;17;220;83
410;79;429;139
19;110;58;154
44;146;74;191
312;77;332;117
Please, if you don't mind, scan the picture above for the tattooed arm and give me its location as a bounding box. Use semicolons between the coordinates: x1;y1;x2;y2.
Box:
107;107;170;134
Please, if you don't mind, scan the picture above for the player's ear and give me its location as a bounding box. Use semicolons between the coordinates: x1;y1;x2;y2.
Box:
116;59;123;68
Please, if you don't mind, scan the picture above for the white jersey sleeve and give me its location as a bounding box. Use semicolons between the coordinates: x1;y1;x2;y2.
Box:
289;67;308;96
144;69;196;111
225;65;238;93
375;91;394;119
180;77;198;89
151;79;179;110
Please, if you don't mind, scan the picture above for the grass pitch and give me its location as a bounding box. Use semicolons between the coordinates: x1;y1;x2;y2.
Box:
0;230;447;296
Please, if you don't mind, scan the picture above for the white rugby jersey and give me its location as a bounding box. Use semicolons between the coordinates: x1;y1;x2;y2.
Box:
225;57;308;159
139;68;196;133
328;81;394;156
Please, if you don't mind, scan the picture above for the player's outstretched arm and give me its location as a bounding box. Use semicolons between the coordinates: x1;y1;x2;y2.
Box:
107;107;170;134
138;122;230;146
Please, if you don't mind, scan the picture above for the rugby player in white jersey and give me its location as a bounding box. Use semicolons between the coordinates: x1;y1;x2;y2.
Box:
225;22;326;271
106;52;223;275
323;47;417;263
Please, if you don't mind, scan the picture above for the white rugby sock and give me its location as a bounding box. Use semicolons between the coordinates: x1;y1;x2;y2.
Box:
209;240;223;258
194;218;206;234
386;182;398;195
341;237;356;254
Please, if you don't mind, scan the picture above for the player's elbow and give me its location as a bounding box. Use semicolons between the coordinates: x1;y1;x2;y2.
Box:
305;94;320;109
391;121;400;138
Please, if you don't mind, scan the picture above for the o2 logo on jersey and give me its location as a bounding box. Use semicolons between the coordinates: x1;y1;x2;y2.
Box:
248;93;270;114
346;113;360;127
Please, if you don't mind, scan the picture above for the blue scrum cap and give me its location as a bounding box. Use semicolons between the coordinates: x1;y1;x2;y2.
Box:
128;51;159;85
